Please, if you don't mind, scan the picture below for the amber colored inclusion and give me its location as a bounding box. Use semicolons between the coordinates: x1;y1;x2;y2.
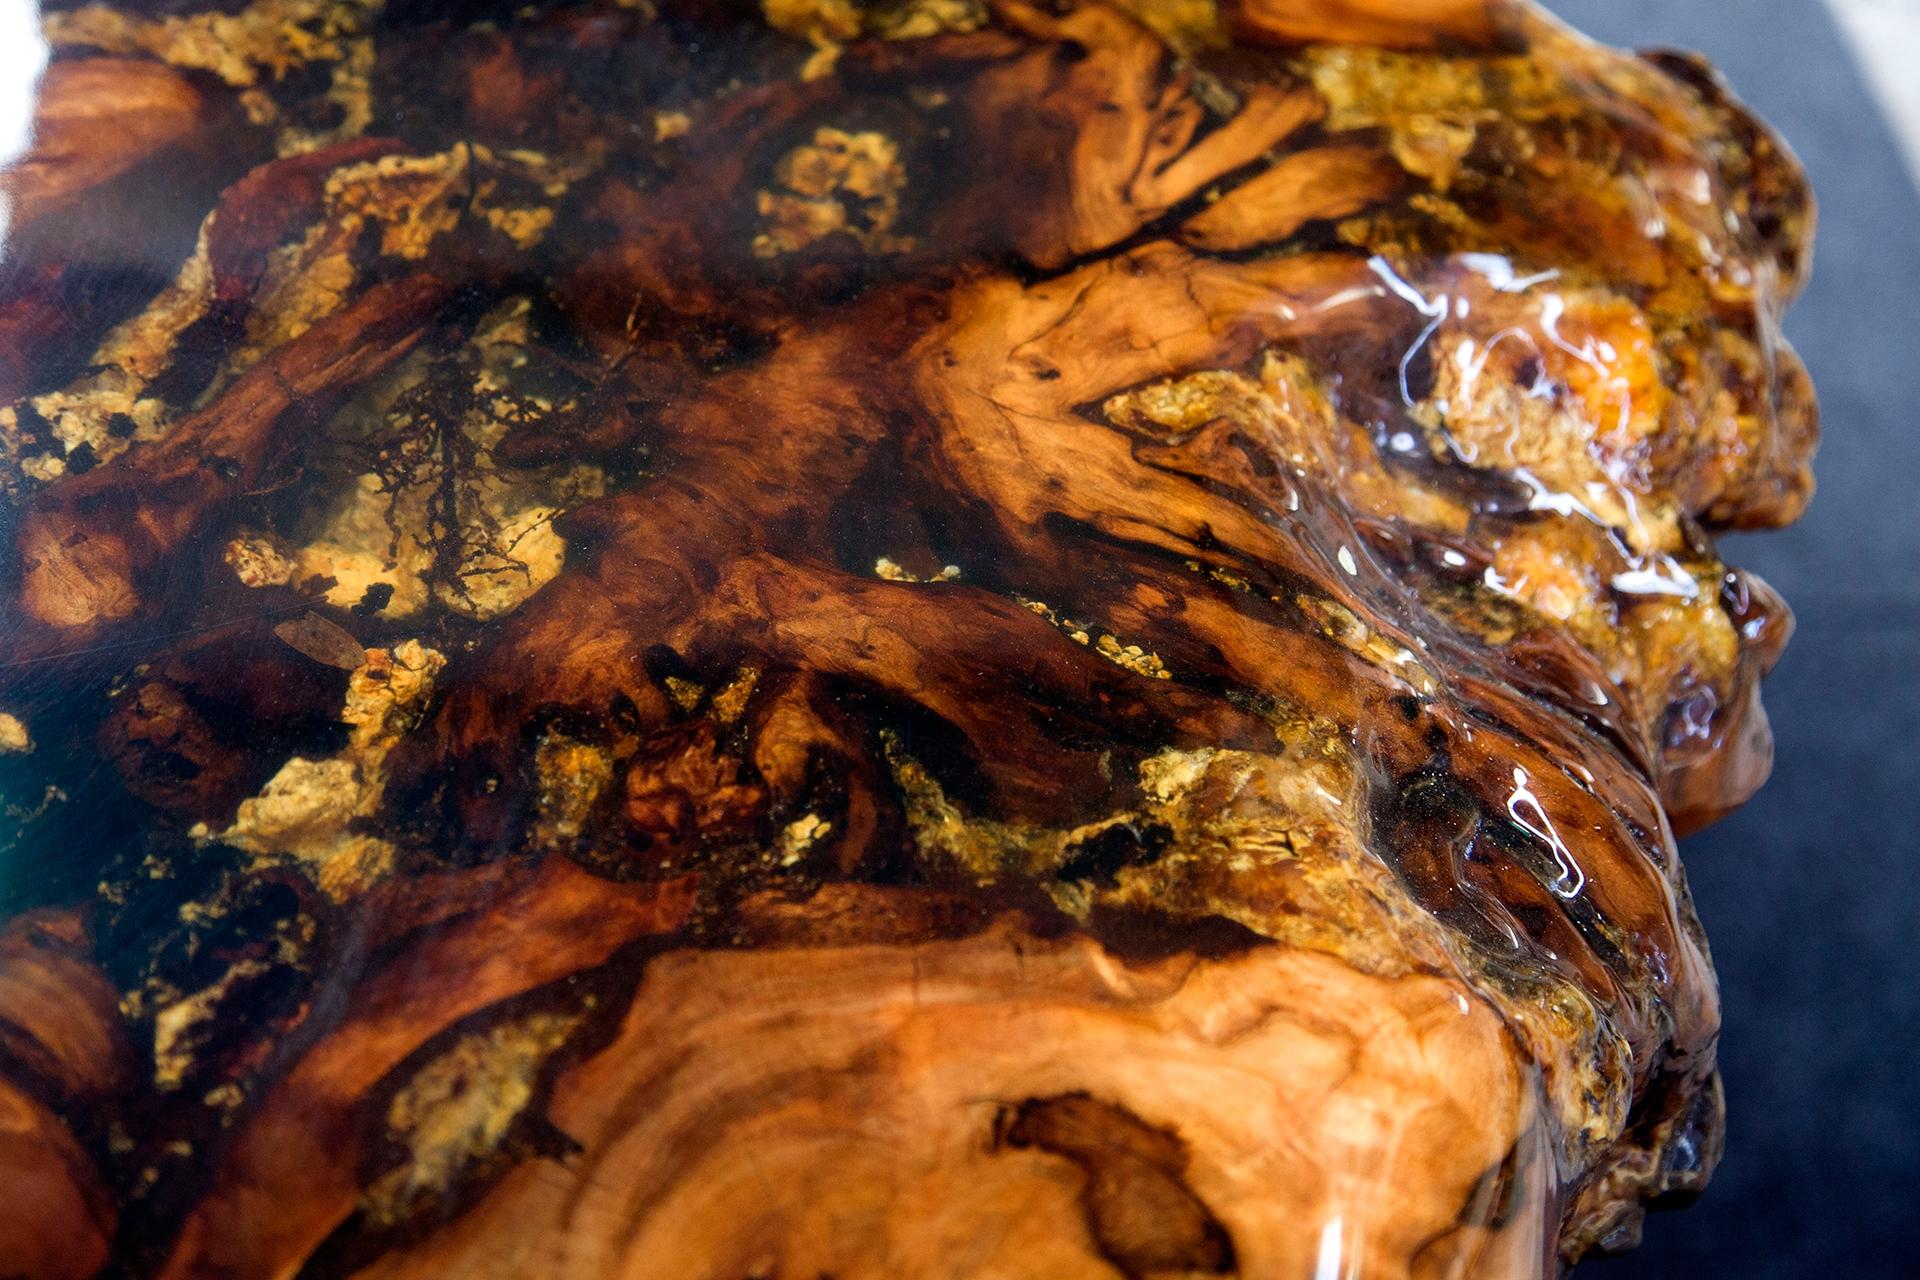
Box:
0;0;1814;1276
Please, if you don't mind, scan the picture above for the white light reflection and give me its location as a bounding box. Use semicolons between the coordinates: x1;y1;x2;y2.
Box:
1313;1216;1346;1280
1311;284;1386;315
1535;293;1612;380
0;0;49;249
1506;766;1586;900
1365;256;1448;409
1455;252;1560;293
1509;466;1594;521
1442;323;1551;434
1367;256;1445;317
1610;563;1700;600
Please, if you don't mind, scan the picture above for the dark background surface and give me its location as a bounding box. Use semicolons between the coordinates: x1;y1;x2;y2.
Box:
1540;2;1920;1276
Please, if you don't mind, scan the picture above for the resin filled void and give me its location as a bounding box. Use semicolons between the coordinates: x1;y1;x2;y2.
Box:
0;1;1815;1276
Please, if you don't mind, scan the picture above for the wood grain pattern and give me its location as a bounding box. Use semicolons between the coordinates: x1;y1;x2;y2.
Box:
0;0;1816;1275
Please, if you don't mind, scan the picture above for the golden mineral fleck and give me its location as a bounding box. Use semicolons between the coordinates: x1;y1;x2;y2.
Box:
207;642;446;900
363;1008;585;1227
753;128;911;258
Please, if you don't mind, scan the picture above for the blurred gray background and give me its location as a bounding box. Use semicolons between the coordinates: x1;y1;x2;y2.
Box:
1541;2;1920;1275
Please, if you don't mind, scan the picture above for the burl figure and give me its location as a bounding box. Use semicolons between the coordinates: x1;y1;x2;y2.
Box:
0;0;1814;1276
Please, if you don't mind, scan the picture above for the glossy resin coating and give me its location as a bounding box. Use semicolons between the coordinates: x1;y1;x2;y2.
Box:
0;1;1815;1276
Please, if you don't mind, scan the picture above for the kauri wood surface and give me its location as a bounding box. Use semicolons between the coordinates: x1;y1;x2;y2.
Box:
0;0;1816;1276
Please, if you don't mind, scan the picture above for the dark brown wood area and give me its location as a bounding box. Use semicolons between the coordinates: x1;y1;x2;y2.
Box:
0;1;1816;1275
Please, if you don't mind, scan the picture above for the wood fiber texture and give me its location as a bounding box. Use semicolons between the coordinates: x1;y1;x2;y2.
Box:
0;0;1816;1275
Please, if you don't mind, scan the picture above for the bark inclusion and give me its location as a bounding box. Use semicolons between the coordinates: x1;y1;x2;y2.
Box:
0;0;1816;1276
